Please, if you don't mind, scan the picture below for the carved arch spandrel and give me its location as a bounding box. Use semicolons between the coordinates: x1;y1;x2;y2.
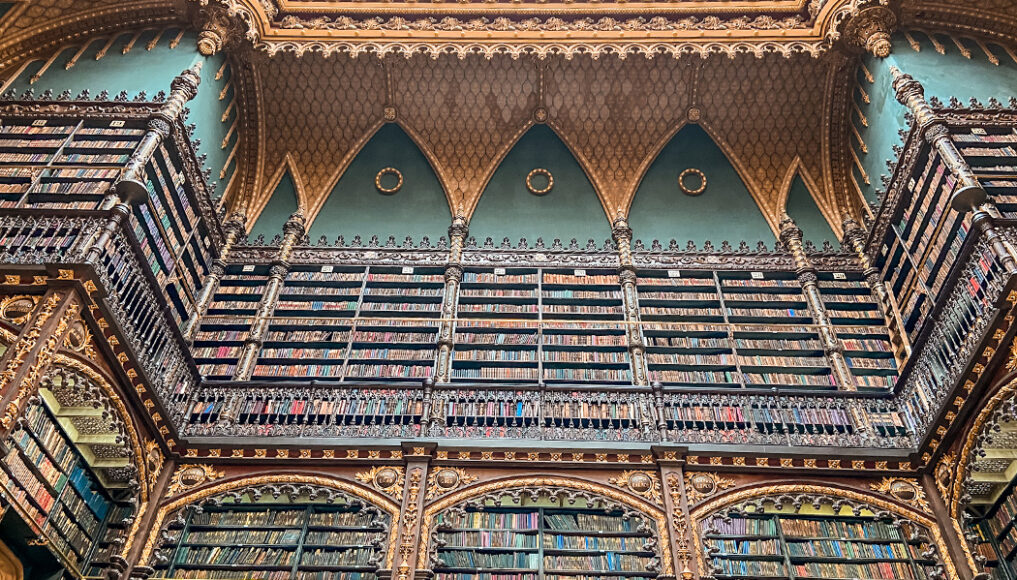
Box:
777;157;843;239
246;153;310;229
689;482;961;580
139;473;401;569
418;475;674;577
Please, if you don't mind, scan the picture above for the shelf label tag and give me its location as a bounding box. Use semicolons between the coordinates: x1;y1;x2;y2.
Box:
574;269;587;277
833;272;847;280
908;178;916;191
667;270;681;278
494;268;506;276
242;265;255;272
402;266;414;274
321;265;333;273
882;244;888;255
110;120;126;128
750;272;764;279
31;120;47;127
972;128;987;135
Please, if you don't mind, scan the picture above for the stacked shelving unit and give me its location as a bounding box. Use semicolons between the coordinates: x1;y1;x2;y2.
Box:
433;505;658;580
957;126;1017;217
194;264;267;379
703;513;940;580
153;502;388;580
973;481;1017;580
818;272;899;389
0;400;131;577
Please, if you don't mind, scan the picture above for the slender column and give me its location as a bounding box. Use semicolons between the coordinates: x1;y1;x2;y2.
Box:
841;216;912;362
389;444;434;580
656;449;696;580
891;68;1017;278
778;215;856;390
433;216;468;383
111;455;177;580
920;473;979;580
76;65;203;263
0;289;78;435
612;215;650;387
232;209;306;381
180;211;246;343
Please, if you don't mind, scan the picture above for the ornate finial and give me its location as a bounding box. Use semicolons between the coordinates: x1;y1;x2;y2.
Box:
170;63;203;102
449;214;469;238
198;9;233;56
778;213;802;245
841;214;865;240
889;67;924;105
283;208;307;237
611;211;631;235
843;6;897;58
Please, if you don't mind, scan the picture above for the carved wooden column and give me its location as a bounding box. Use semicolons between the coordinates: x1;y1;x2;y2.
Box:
232;209;306;381
77;65;203;263
656;448;697;580
612;215;650;387
385;444;434;580
0;288;79;436
891;68;1017;276
920;473;980;580
841;216;912;362
181;211;246;344
433;216;468;383
778;214;855;390
110;455;177;580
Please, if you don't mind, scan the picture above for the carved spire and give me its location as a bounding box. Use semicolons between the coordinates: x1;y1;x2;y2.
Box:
197;7;238;56
843;6;897;58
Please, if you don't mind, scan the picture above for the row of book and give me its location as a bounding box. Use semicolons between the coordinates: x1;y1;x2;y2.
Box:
791;561;924;579
301;547;375;566
439;531;539;548
173;546;296;566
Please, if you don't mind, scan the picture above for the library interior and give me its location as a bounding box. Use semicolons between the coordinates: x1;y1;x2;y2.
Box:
1;0;1017;579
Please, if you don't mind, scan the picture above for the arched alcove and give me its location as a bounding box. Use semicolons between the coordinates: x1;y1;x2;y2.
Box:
629;124;772;245
249;171;300;240
142;476;399;577
785;174;837;245
470;125;610;244
307;123;451;242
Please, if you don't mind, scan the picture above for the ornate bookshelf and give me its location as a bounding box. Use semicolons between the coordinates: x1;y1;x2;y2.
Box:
970;479;1017;580
702;512;942;580
152;491;390;580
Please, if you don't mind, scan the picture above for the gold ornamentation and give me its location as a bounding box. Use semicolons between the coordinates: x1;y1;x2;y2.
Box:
935;453;955;500
684;472;736;505
396;468;423;580
525;168;553;195
608;470;662;504
667;473;695;580
0;295;37;326
144;439;164;495
426;467;477;500
870;478;932;514
166;464;225;496
375;167;403;194
678;167;707;195
356;466;405;500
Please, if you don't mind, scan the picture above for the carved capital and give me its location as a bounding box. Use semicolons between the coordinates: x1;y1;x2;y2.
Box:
448;215;469;240
146;117;172;139
611;213;633;241
282;208;308;238
777;213;803;246
843;6;897;58
169;65;202;104
197;9;235;56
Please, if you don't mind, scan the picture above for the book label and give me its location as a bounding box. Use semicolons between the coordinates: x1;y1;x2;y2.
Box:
242;265;255;272
402;266;414;274
667;270;681;278
751;272;764;279
110;120;126;128
575;269;587;277
321;265;334;273
833;272;847;280
31;120;46;127
494;268;506;276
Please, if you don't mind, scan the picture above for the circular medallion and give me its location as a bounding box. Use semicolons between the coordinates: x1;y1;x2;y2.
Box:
375;167;403;194
0;296;36;325
178;466;209;489
888;479;918;502
434;468;461;490
526;168;554;195
374;467;399;489
65;319;89;351
678;168;707;196
627;472;653;494
689;473;718;496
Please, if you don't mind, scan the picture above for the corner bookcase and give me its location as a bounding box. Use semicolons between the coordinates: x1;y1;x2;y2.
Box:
702;511;941;580
153;499;390;580
970;479;1017;580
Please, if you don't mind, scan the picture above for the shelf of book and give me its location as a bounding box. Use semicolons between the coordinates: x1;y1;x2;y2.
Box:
703;512;940;580
153;501;389;580
0;399;131;578
195;264;269;379
973;475;1017;579
433;505;658;580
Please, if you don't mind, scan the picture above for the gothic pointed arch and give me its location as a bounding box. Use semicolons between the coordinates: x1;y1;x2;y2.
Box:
248;161;303;239
781;164;839;244
306;122;452;243
628;124;773;245
469;125;610;244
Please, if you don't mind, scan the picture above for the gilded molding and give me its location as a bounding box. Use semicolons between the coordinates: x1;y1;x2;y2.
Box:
869;477;932;514
356;465;406;500
425;467;477;500
166;464;226;496
684;472;736;505
608;470;663;504
666;473;694;580
395;467;423;580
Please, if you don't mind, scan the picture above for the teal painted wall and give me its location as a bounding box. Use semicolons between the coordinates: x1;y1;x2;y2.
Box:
307;123;451;242
0;3;14;20
470;125;609;243
5;30;236;200
629;124;773;244
786;175;836;245
854;33;1017;203
249;172;299;240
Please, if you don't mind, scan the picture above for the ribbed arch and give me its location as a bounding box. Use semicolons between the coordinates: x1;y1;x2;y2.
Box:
469;124;611;244
784;170;838;245
628;124;773;245
249;167;300;239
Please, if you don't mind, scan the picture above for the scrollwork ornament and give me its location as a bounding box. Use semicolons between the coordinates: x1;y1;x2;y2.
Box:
426;467;478;500
166;464;225;496
0;295;38;326
684;472;735;505
870;477;932;514
934;453;955;501
355;466;405;500
609;470;662;504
